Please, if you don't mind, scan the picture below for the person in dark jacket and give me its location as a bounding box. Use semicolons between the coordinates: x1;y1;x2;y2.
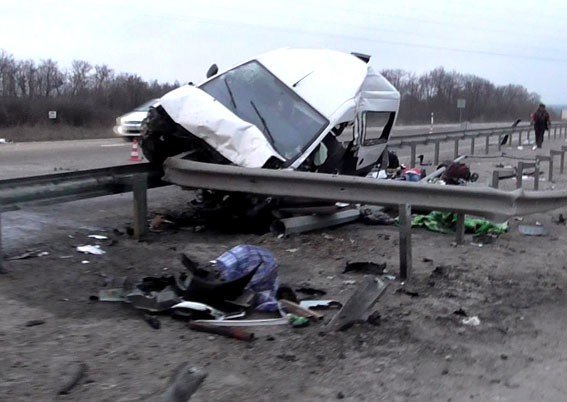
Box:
532;103;551;149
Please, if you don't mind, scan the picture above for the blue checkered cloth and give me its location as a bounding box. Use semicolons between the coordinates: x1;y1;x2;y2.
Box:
215;245;279;312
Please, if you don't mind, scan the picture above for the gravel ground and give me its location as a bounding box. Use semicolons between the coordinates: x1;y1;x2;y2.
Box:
2;136;567;401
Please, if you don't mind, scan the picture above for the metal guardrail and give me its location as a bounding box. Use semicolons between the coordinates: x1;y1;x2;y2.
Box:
163;159;567;222
388;123;567;167
0;164;164;212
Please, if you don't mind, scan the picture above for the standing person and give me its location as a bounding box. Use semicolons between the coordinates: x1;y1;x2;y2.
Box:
532;103;551;149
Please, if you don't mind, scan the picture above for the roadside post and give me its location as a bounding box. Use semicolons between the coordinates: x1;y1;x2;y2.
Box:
398;204;412;280
457;99;466;124
132;173;148;240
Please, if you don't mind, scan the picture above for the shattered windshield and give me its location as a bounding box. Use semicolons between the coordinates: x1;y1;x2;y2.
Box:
200;61;329;161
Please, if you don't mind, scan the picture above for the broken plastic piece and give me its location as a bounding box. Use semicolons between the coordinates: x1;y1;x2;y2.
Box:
518;225;547;236
77;245;105;255
299;300;342;310
88;235;108;240
462;316;481;326
171;301;227;320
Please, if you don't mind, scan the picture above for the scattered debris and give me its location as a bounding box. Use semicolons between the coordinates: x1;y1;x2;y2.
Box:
81;260;90;264
360;206;395;226
7;250;49;260
299;300;342;310
343;261;387;275
171;301;232;320
77;245;106;255
296;287;327;297
144;314;161;330
343;280;357;285
555;214;566;225
286;248;299;253
395;287;419;297
287;314;310;328
192;318;289;327
327;277;389;331
88;234;108;240
24;319;46;327
462;316;481;326
453;308;467;317
471;233;497;245
518;225;548;236
367;311;382;326
189;322;254;342
98;288;127;302
279;299;323;320
383;275;396;281
151;363;207;402
57;361;88;395
149;214;176;231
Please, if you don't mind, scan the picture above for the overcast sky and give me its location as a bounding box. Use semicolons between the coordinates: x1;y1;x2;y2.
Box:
2;0;566;104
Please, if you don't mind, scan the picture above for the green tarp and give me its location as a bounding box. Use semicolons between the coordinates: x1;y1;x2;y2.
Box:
408;211;508;235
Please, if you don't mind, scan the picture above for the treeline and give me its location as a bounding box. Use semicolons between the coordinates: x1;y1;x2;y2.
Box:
0;49;542;127
0;50;178;127
380;67;541;124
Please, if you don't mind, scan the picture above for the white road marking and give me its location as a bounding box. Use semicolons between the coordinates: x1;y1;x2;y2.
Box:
100;143;129;147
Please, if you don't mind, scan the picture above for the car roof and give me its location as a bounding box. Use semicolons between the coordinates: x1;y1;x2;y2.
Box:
256;48;398;119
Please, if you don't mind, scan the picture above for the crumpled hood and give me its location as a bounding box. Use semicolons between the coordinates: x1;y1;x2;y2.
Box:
159;85;284;168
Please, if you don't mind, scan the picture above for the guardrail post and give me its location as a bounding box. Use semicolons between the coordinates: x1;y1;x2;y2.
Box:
516;161;523;189
491;170;500;189
536;155;553;182
470;137;475;155
410;143;417;168
561;145;567;174
132;173;148;240
518;130;523;146
434;140;440;166
398;204;412;280
534;161;540;190
547;128;551;141
453;139;459;159
485;135;490;154
455;213;465;245
554;126;557;139
0;212;5;274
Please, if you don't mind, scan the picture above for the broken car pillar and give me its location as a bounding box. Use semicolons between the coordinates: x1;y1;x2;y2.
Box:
132;173;148;240
398;204;412;280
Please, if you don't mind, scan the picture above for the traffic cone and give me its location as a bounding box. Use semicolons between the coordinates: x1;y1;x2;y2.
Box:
129;139;142;162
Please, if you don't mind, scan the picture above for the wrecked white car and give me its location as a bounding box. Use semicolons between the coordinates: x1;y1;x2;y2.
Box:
141;48;400;176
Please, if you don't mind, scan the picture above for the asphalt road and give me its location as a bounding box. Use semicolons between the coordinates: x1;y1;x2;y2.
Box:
0;122;518;180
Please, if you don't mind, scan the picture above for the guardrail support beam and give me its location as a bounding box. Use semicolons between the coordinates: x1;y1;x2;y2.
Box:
0;213;5;274
453;139;459;159
455;213;465;245
398;204;412;280
132;173;148;240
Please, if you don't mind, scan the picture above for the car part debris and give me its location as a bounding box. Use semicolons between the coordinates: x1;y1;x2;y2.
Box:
150;363;207;402
270;209;360;236
127;287;181;313
518;224;547;236
76;245;105;255
275;284;298;303
57;361;87;396
189;322;254;342
299;300;342;310
395;287;419;297
327;277;389;332
296;287;327;297
224;290;258;309
192;318;289;327
343;261;387;275
144;314;161;330
279;299;324;320
462;316;481;326
360;207;395;226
